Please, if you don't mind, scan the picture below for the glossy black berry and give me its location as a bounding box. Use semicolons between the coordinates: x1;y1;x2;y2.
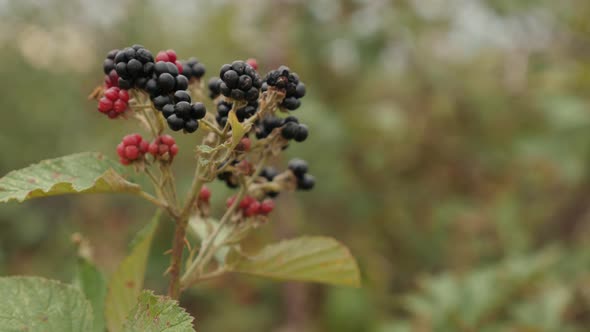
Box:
174;101;192;118
288;159;308;178
167;114;185;131
153;95;171;110
208;77;222;99
294;124;308;142
184;119;199;133
175;75;189;91
174;91;191;103
260;167;279;181
264;65;305;110
158;73;175;93
111;45;155;89
162;104;175;118
219;61;261;101
281;122;298;140
298;174;315;191
191;103;207;119
181;58;206;80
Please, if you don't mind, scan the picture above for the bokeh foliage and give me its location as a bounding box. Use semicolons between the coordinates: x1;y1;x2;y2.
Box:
2;0;590;331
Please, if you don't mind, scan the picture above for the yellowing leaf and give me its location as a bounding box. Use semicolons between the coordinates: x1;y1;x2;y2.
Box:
228;110;248;150
0;152;141;203
226;236;361;287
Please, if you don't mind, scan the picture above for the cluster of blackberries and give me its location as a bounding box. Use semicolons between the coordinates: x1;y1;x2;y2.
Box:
219;61;262;102
159;91;207;133
181;58;206;81
106;45;155;90
263;66;306;110
215;100;259;127
288;159;315;190
227;195;275;217
255;115;308;142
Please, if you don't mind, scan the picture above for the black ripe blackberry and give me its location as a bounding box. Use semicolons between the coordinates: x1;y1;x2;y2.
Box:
208;77;222;99
217;160;240;188
181;58;206;81
103;49;119;75
255;116;284;139
113;45;155;89
147;61;188;98
219;61;262;102
263;65;306;110
215;100;232;127
288;159;315;191
280;115;308;142
215;100;259;127
159;90;207;133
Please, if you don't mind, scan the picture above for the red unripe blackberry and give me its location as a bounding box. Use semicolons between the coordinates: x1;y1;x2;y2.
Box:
199;186;211;202
98;87;129;118
156;51;169;62
244;201;261;217
259;199;275;215
104;70;119;88
236;137;252;152
148;134;179;161
166;50;177;62
117;134;148;165
239;196;255;210
246;58;258;71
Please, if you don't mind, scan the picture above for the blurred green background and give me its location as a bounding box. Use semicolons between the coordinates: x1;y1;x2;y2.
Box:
2;0;590;331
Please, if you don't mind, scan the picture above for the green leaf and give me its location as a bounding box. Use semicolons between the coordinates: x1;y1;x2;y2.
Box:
0;276;93;331
105;212;161;332
228;110;248;150
74;257;107;332
123;291;195;332
226;236;361;287
0;152;141;203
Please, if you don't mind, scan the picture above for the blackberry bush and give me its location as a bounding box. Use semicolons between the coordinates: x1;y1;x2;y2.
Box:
0;44;360;330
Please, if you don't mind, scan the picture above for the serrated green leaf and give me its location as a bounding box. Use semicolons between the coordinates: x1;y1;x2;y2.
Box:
74;258;107;332
123;291;195;332
226;236;361;287
0;152;141;203
228;110;248;150
0;276;93;332
105;212;161;332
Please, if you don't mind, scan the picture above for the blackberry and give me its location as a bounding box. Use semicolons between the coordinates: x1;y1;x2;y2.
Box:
181;58;206;81
288;159;315;191
113;45;155;89
148;134;179;161
298;174;315;191
288;159;308;177
263;65;306;110
217;160;240;188
219;60;262;102
98;87;129;119
255;116;285;139
116;133;149;165
208;77;222;99
103;49;119;75
215;100;232;127
215;100;258;127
